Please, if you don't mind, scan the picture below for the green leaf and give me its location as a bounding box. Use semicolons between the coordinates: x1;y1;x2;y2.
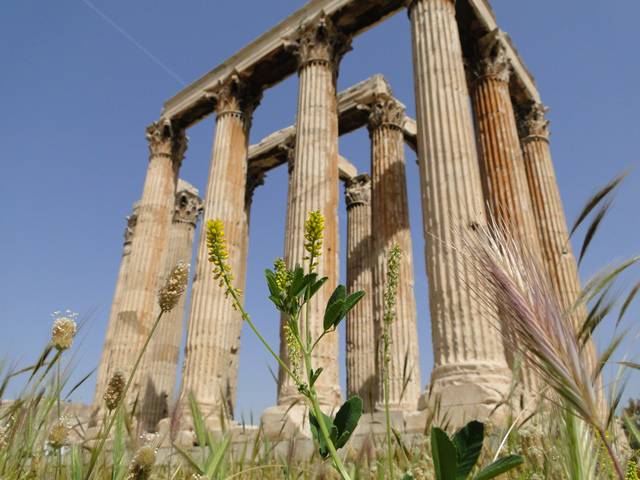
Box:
453;421;484;479
308;276;328;299
431;427;458;480
309;367;323;387
343;291;366;314
324;285;347;330
309;409;337;458
204;435;230;477
473;455;523;480
288;266;306;298
333;396;363;448
174;443;205;475
188;391;208;448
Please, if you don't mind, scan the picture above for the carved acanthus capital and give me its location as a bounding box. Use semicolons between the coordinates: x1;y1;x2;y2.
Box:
474;30;511;84
517;102;550;141
345;174;371;209
123;202;139;247
173;181;203;226
146;120;188;166
361;94;406;132
205;72;262;123
245;167;267;209
286;12;352;75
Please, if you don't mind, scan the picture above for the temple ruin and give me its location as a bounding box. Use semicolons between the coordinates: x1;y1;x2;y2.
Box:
93;0;591;440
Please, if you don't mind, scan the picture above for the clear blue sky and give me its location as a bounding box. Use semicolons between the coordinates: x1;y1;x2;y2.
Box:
1;1;638;420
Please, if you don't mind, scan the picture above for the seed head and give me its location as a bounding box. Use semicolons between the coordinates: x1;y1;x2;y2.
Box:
104;371;126;411
51;312;77;351
304;211;324;269
283;323;301;379
126;445;156;480
158;262;190;312
48;417;69;449
0;425;8;450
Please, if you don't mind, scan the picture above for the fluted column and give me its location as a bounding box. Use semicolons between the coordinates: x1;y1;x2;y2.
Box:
92;203;138;418
408;0;511;419
179;74;260;424
469;31;543;394
278;13;351;407
344;175;376;412
517;103;586;323
140;181;202;430
365;95;421;411
107;121;185;400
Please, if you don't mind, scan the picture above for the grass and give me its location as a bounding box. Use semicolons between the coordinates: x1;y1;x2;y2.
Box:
0;174;639;479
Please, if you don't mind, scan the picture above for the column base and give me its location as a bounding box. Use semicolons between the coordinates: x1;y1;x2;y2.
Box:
419;362;513;428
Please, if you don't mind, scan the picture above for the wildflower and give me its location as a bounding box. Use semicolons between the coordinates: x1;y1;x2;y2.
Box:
283;323;301;379
206;219;232;284
48;417;69;449
626;460;639;480
126;445;156;480
51;312;77;351
104;371;126;411
383;244;402;327
273;258;292;294
304;210;324;269
158;262;190;312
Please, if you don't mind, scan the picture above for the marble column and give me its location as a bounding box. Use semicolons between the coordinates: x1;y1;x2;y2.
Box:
140;181;203;431
408;0;511;421
179;74;260;425
366;95;421;411
92;203;138;419
344;175;376;412
277;13;351;407
107;121;186;400
469;31;543;394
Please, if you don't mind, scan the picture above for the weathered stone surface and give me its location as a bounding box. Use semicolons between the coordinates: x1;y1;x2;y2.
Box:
409;0;511;424
92;203;138;420
344;174;376;412
470;30;543;397
139;180;203;431
275;13;350;410
101;121;185;410
363;94;421;411
178;74;260;428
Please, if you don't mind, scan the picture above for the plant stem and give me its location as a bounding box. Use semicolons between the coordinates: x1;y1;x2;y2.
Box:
84;310;165;480
383;328;394;480
223;277;300;385
303;350;351;480
597;426;624;480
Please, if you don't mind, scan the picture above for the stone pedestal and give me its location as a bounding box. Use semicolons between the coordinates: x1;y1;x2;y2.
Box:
139;181;202;431
275;13;351;408
179;74;260;428
366;95;421;411
408;0;511;424
470;31;542;396
100;122;185;407
344;175;376;412
92;203;138;421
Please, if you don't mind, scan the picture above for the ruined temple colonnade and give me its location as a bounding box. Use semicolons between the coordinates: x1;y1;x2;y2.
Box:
94;0;594;435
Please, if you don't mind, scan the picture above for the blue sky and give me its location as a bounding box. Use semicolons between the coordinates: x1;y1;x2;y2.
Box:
1;1;638;420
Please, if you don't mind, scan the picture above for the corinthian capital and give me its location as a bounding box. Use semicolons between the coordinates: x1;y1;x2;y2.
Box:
173;180;203;226
145;120;188;166
474;30;511;83
345;174;371;209
361;94;406;132
286;12;352;74
205;72;262;121
517;102;550;141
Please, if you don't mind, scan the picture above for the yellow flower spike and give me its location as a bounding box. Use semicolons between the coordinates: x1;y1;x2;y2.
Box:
304;210;324;269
